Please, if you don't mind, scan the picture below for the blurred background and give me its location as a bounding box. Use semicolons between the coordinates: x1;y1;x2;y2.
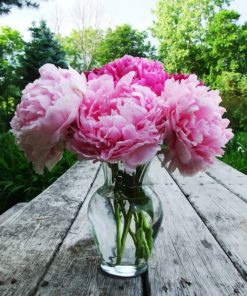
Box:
0;0;246;213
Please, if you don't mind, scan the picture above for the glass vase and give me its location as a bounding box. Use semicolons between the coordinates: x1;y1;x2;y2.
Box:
87;161;163;277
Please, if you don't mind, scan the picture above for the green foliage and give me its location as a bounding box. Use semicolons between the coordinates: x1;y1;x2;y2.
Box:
0;0;45;15
95;24;156;65
19;21;67;88
60;32;83;71
152;1;247;134
152;0;230;74
205;10;247;84
60;28;103;71
60;24;156;70
0;26;24;132
215;72;247;132
0;132;77;214
222;132;247;175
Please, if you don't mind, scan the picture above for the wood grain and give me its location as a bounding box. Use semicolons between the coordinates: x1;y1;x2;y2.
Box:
36;167;143;296
206;160;247;203
0;203;27;225
147;157;247;295
170;162;247;282
0;161;99;296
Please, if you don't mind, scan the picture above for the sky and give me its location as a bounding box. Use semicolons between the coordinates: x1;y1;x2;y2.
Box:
0;0;246;40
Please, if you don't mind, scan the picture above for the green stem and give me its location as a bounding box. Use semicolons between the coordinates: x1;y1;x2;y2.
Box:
116;206;133;265
134;212;139;224
143;212;154;257
134;211;154;262
114;200;122;263
115;203;154;265
119;202;137;245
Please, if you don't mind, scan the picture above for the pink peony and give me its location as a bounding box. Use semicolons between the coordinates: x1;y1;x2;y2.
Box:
86;55;169;96
169;73;191;82
162;75;233;175
169;73;204;86
11;64;86;173
69;72;166;172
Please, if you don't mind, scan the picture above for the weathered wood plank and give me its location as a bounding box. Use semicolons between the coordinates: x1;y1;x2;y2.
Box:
170;162;247;282
36;167;143;296
0;203;27;225
206;159;247;203
0;161;100;296
147;157;247;295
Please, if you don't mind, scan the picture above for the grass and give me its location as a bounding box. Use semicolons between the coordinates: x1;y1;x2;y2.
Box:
221;131;247;175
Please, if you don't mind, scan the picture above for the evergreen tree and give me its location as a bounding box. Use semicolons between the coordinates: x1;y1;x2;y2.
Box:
20;21;67;87
0;0;45;15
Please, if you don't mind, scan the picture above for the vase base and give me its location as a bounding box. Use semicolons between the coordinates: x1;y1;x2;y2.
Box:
101;263;148;278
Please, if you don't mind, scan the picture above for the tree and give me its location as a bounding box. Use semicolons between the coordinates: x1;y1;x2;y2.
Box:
52;1;64;39
60;28;103;72
0;26;24;132
204;12;247;132
19;21;67;87
205;10;247;85
152;0;231;75
95;24;156;66
0;0;46;15
70;0;106;71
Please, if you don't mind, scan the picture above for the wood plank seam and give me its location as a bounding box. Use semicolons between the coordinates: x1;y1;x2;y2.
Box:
30;165;101;296
0;203;27;225
162;166;247;282
141;271;151;296
205;171;247;204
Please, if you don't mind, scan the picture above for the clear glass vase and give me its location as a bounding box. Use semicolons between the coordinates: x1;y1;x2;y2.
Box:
87;161;163;277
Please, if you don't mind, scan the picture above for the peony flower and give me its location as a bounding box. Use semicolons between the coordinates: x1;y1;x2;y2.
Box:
85;55;169;96
169;73;204;86
169;73;191;82
69;72;166;172
162;75;233;175
11;64;86;173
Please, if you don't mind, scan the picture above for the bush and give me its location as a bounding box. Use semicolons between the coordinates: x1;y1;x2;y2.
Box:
0;132;77;214
215;72;247;132
222;132;247;175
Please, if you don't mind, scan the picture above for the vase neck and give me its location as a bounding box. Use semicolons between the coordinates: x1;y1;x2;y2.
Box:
102;162;151;190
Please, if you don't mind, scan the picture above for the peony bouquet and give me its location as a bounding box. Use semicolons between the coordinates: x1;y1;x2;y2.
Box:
11;55;233;175
11;55;233;276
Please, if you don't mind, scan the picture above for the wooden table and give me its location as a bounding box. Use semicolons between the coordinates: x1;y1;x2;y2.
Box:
0;157;246;295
